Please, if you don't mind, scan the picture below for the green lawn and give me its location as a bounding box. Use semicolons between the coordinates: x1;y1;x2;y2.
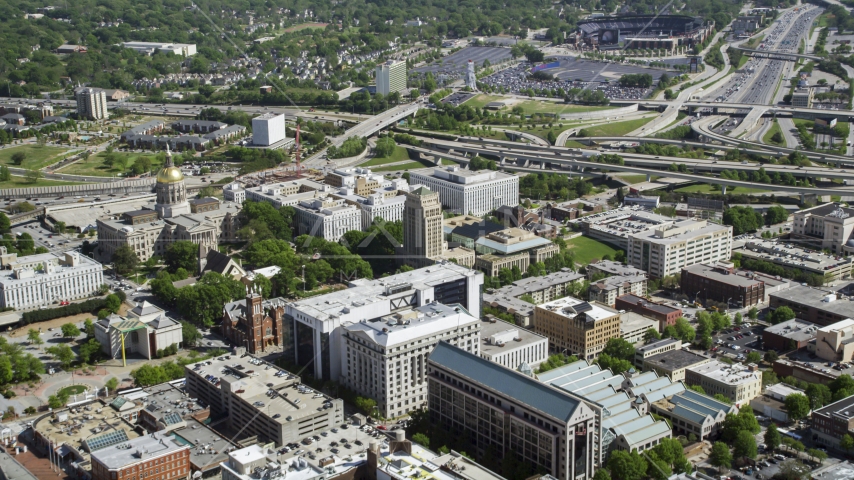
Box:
0;175;86;189
674;184;771;194
466;94;614;115
579;117;654;137
372;159;436;172
440;159;459;166
618;174;660;184
59;385;87;396
57;151;159;177
763;120;785;146
565;236;620;265
0;145;70;170
361;146;411;166
793;118;814;129
565;140;587;148
281;22;328;33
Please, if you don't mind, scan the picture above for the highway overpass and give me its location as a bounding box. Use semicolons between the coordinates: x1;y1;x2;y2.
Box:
331;103;420;147
732;46;822;62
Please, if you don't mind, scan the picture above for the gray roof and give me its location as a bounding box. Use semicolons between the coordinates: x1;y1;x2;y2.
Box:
91;431;186;469
644;349;709;371
770;286;854;318
429;342;581;422
763;319;818;342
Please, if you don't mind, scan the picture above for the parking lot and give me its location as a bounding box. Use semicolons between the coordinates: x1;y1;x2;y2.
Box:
413;46;513;76
548;57;668;83
275;419;406;465
440;92;476;106
710;323;765;360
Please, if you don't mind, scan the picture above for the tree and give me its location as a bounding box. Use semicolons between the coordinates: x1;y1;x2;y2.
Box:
764;350;779;363
27;329;41;345
607;450;647;480
721;408;761;442
165;241;199;274
592;470;611;480
747;307;758;319
765;205;790;226
181;320;202;347
807;448;828;465
0;166;10;181
104;294;121;314
25;168;41;184
374;136;396;158
83;318;95;338
644;328;661;342
841;433;854;453
602;337;635;360
784;393;811;421
804;383;832;409
78;338;101;364
412;432;430;447
689;385;706;394
11;151;25;165
112;245;139;275
709;442;732;472
45;344;75;370
768;306;795;324
105;377;119;392
130;364;168;387
746;351;762;363
764;423;781;452
734;312;743;325
733;430;758;459
354;396;377;416
61;323;81;339
0;213;9;234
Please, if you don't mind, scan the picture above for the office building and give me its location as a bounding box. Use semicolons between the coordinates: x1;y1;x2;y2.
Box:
333;191;406;230
620;311;660;345
402;186;444;267
534;296;621;360
252;112;286;146
739;240;853;282
95;301;183;361
480;317;549;370
733;15;762;33
623;194;660;209
342;302;481;418
76;87;109;120
222;182;246;205
812;394;854;450
473;227;560;273
588;275;647;307
791;203;854;254
408;167;519;216
769;286;854;327
481;269;584;327
643;349;710;382
791;88;813;108
750;383;805;423
284;263;483;382
370;432;507;480
221;293;286;355
325;167;388;194
90;431;190;480
627;219;733;278
581;210;673;250
634;338;682;369
650;388;737;441
762;319;817;351
243;178;325;208
0;250;103;309
615;294;682;330
185;353;344;447
540;362;673;455
681;261;765;308
586;260;647;279
427;342;599;480
222;445;329;480
122;41;197;56
816;319;854;362
375;59;407;96
294;196;361;242
685;360;763;404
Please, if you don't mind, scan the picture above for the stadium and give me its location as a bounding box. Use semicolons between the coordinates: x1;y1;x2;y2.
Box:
573;15;714;53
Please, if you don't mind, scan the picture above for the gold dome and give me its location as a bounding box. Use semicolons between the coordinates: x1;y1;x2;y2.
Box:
156;166;184;184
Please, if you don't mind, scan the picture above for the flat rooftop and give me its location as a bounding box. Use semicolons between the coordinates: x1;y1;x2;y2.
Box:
344;302;479;347
480;318;547;356
682;263;764;288
410;167;516;186
584;210;674;240
814;391;854;420
170;418;233;471
617;294;681;316
644;349;709;371
770;285;854;318
687;360;761;385
637;338;681;354
631;219;731;245
763;319;818;342
739;240;853;273
537;296;618;322
486;268;583;298
186;353;337;425
620;312;660;333
591;275;647;292
91;431;185;470
589;260;647;277
47;194;157;229
809;461;854;480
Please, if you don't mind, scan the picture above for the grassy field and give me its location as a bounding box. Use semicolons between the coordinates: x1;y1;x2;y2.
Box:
372;160;435;172
763;120;785;146
0;175;86;189
565;236;620;265
617;174;660;184
466;95;615;115
282;22;328;32
0;145;70;170
565;140;587;148
744;34;765;49
57;151;159;177
579;117;654;137
361;146;411;166
674;184;771;194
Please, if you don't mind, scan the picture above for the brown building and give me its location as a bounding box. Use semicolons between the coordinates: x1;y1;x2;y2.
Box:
494;205;542;227
762;319;817;352
189;197;220;214
812;394;854;450
544;200;604;222
681;261;765;308
90;431;190;480
221;293;285;354
769;285;854;327
533;296;621;360
615;294;682;329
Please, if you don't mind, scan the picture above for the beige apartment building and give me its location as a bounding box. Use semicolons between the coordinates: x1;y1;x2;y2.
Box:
791;203;854;254
533;296;621;360
816;319;854;362
627;220;733;278
685;360;763;404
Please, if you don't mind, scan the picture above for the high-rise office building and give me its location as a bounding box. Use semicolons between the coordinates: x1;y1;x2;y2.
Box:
252;112;286;146
375;60;407;96
402;186;444;267
76;87;109;120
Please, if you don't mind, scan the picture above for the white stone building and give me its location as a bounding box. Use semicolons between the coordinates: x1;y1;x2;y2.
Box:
294;196;361;242
341;302;481;418
252;112;286;146
94;301;183;360
375;59;407;96
407;167;519;216
627;219;733;278
479;318;549;370
222;182;246;205
76;87;109;120
685;360;763;404
0;251;104;309
357;193;405;229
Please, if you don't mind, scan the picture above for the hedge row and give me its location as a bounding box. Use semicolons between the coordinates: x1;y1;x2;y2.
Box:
21;298;107;325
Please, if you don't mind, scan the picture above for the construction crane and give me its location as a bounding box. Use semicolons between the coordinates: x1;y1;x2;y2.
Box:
295;124;302;178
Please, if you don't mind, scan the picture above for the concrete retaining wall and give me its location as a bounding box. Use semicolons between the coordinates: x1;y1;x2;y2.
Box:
559;104;639;120
0;179;155;199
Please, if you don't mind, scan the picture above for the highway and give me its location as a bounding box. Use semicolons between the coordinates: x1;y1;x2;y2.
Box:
329;102;420;148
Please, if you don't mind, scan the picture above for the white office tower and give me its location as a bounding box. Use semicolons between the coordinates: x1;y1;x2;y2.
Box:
375;60;407;96
252;112;286;146
465;60;477;90
76;88;109;120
